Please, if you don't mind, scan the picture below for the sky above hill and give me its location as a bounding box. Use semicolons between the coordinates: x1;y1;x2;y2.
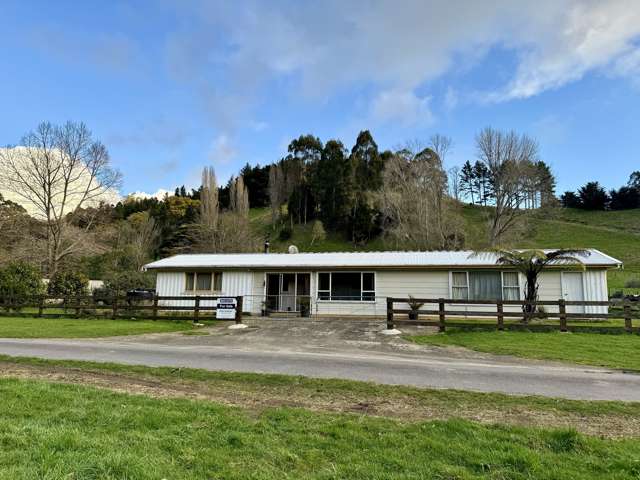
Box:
0;0;639;197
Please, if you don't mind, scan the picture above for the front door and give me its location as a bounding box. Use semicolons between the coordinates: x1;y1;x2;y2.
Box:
265;273;311;314
562;272;584;314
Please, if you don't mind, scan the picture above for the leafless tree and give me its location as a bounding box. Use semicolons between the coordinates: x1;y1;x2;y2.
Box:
475;127;538;246
200;166;219;230
429;134;452;164
230;175;249;217
378;147;463;250
268;164;285;225
448;166;461;201
0;122;122;274
117;211;159;270
192;168;258;253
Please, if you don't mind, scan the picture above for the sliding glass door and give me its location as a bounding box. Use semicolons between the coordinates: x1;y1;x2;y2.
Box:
265;273;311;313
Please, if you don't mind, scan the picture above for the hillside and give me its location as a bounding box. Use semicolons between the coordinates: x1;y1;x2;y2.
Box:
250;206;640;292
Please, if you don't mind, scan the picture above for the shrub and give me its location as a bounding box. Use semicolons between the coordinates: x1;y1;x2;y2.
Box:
47;270;88;297
0;262;44;302
279;226;293;241
624;278;640;289
103;270;155;295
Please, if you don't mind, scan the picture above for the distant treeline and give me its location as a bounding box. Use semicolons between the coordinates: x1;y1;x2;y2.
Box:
561;172;640;211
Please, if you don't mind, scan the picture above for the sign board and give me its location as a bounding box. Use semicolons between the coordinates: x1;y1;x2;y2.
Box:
216;297;237;319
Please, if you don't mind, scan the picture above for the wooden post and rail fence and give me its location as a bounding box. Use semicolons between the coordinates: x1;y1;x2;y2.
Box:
0;295;244;324
386;297;639;333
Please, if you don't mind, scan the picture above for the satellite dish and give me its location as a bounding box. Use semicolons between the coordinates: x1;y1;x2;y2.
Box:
288;245;299;254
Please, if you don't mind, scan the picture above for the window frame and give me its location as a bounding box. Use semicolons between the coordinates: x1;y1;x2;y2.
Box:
501;271;521;301
317;271;376;302
184;271;223;293
449;270;521;301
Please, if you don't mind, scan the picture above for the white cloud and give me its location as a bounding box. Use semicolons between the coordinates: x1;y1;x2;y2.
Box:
127;189;172;201
164;0;640;126
370;89;434;126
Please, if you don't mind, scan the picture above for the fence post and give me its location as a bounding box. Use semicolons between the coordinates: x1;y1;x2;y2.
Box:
152;295;159;321
193;295;200;323
235;296;243;324
496;300;504;331
624;302;632;333
386;298;394;330
438;298;446;332
559;299;567;332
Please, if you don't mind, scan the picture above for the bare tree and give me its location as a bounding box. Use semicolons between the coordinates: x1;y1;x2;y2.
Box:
378;147;463;250
230;175;249;217
448;166;461;201
0;122;122;274
119;211;160;270
475;127;538;246
192;168;258;253
429;134;452;164
200;166;219;230
268;164;285;225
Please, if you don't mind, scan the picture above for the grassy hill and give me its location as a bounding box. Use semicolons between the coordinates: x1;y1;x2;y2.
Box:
250;206;640;292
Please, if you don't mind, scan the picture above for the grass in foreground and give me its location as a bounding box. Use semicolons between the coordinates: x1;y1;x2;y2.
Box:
1;355;639;438
1;378;639;479
0;316;198;338
408;330;640;371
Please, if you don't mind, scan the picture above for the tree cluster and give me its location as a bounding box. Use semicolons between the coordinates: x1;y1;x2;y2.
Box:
561;172;640;211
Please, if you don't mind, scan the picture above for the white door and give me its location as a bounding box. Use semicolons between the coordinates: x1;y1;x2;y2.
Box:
562;272;584;314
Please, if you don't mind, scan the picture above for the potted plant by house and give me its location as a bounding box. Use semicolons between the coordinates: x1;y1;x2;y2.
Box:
261;300;270;317
408;295;424;320
299;297;311;318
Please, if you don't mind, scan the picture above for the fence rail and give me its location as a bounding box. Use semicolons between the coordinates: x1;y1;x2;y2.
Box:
0;295;244;324
386;297;639;333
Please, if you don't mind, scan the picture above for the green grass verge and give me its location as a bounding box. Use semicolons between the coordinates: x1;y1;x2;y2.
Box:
2;354;639;419
1;377;639;479
0;316;199;338
408;330;640;371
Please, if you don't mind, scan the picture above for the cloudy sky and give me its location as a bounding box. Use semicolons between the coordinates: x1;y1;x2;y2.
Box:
1;0;639;196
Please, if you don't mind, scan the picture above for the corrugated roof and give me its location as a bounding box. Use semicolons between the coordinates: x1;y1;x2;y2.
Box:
144;249;622;270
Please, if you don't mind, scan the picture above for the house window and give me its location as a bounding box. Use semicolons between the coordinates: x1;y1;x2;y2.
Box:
317;272;375;301
502;272;520;300
451;271;519;300
451;272;469;299
185;272;223;292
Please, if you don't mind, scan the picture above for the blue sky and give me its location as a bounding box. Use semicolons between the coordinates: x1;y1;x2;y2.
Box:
0;0;639;197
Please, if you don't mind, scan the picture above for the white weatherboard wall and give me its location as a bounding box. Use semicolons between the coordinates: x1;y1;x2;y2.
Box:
155;267;610;317
155;271;257;313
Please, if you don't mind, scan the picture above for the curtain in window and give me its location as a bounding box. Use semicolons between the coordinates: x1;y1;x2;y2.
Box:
451;272;468;300
469;271;501;300
502;272;520;300
196;273;212;291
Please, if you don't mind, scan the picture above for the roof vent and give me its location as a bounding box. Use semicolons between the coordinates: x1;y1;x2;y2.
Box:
288;245;299;254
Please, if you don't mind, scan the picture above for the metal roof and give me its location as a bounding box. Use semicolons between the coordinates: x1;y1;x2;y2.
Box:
144;249;622;270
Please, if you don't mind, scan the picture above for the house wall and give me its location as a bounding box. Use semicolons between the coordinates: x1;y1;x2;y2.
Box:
154;267;610;317
156;270;258;313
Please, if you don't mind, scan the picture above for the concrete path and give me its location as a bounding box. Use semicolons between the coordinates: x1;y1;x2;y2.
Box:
0;319;638;401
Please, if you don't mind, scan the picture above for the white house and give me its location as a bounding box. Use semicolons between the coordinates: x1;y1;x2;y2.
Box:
143;249;622;317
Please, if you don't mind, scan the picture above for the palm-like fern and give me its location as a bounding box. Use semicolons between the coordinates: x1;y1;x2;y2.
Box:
473;249;590;322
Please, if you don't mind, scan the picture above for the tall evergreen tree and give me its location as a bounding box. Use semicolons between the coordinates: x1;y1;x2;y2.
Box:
310;140;351;230
459;160;476;204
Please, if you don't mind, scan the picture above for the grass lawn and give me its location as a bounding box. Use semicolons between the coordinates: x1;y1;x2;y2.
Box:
408;330;640;371
0;316;199;338
1;374;640;479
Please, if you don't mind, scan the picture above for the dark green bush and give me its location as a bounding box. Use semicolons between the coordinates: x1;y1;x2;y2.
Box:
0;262;44;303
47;270;88;297
103;270;155;295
